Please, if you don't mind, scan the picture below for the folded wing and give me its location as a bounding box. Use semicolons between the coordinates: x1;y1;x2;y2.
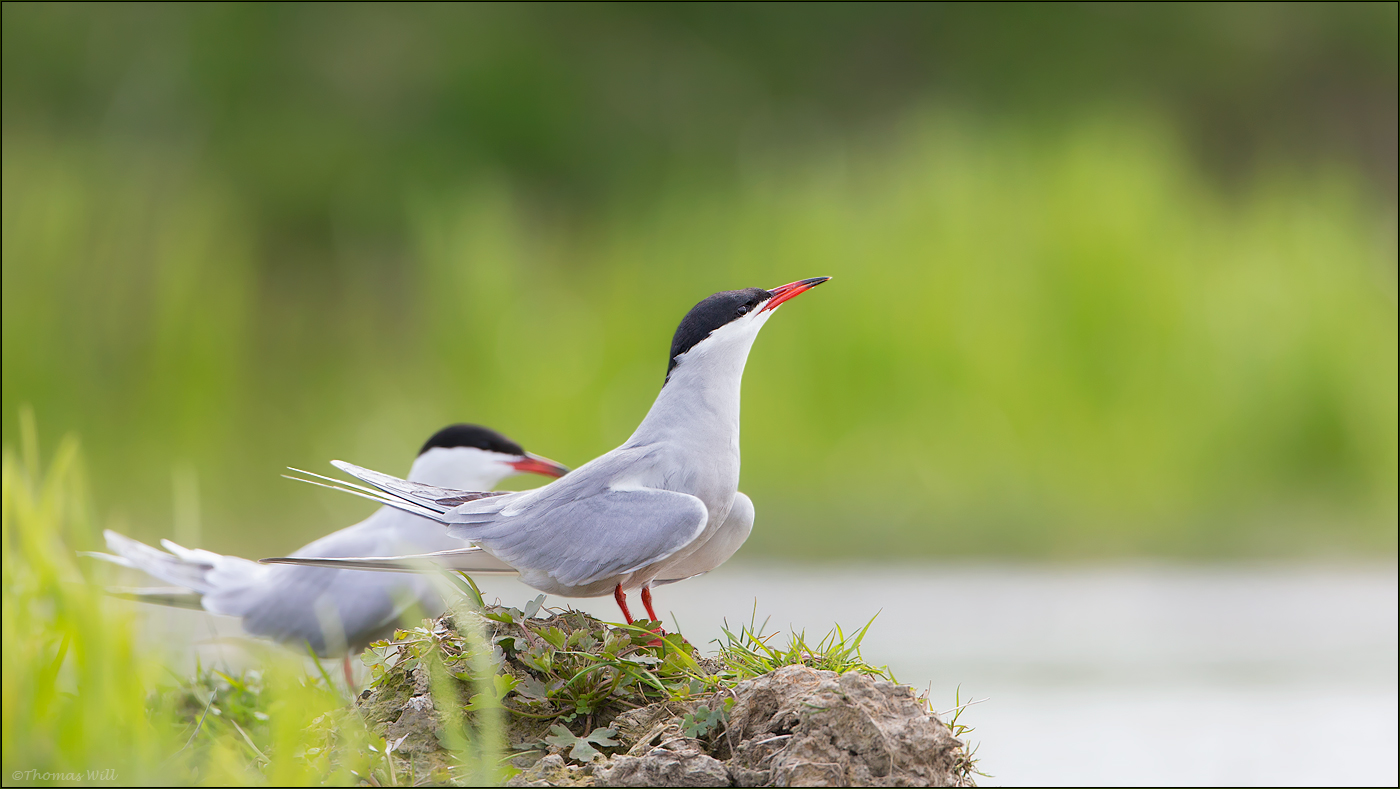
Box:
466;487;710;588
260;546;517;574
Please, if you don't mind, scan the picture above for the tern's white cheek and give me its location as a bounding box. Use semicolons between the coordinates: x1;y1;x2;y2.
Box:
407;447;512;490
684;312;770;363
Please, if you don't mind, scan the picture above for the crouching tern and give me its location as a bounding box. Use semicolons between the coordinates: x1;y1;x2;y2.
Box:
266;277;832;627
86;424;568;670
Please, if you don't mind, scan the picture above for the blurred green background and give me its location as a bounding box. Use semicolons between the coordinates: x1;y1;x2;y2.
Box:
3;3;1395;560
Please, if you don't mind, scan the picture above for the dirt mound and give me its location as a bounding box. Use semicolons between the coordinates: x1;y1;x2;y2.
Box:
356;607;974;787
723;665;968;786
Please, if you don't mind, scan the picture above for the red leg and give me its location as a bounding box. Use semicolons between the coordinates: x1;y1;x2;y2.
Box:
640;585;661;624
613;584;635;624
343;655;355;688
640;585;666;646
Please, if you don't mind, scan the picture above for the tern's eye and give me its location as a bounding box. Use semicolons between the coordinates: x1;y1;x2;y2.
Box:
737;304;751;316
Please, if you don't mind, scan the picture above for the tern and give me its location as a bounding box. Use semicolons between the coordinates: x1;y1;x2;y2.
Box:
267;277;831;627
87;424;568;676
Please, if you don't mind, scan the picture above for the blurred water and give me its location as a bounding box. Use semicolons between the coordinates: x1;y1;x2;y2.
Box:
143;562;1398;786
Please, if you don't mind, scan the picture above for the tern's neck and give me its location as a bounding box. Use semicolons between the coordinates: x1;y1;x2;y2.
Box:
629;329;760;450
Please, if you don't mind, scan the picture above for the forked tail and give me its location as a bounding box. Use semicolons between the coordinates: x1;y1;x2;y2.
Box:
82;530;262;607
282;461;509;522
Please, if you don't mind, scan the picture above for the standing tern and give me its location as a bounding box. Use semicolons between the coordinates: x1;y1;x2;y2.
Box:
267;277;831;627
87;424;568;675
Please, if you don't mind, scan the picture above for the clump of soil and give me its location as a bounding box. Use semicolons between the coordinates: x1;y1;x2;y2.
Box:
356;605;974;787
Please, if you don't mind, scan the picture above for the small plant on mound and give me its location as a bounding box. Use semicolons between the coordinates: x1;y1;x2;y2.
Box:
716;608;896;682
941;685;989;785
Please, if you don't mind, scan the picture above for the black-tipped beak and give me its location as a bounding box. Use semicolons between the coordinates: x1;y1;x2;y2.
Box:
509;452;570;478
761;276;832;312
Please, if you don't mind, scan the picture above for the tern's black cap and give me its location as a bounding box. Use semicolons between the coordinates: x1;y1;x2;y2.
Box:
419;424;525;457
666;287;771;381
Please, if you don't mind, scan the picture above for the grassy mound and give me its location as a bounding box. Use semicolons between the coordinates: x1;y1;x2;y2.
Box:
349;592;978;786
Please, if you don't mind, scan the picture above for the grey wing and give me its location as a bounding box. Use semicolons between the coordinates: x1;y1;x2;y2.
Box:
260;505;517;573
467;487;710;589
654;491;753;585
220;508;458;653
212;563;441;655
261;547;518;574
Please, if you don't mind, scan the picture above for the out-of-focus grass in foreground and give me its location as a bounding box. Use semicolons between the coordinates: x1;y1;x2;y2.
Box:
0;419;407;785
3;115;1396;560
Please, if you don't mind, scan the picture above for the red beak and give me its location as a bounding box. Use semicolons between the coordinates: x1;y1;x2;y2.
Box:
509;452;570;478
761;276;832;312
